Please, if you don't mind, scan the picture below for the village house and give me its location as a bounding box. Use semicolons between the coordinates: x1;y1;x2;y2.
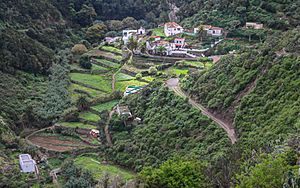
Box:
245;22;263;29
122;27;146;44
19;154;37;173
104;37;120;44
173;38;186;49
116;105;132;118
124;85;144;96
194;25;223;37
164;22;184;37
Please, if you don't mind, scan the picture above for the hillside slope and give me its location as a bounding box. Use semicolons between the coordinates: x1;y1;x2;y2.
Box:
182;29;300;151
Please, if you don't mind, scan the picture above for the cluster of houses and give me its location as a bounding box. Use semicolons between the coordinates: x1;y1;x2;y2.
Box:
104;21;264;58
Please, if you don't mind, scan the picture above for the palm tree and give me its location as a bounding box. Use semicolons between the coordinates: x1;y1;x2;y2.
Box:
127;36;138;53
197;25;207;43
156;46;167;56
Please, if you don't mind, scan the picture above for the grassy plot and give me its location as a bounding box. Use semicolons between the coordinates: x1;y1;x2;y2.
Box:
59;122;97;129
94;59;121;69
79;111;100;122
91;100;119;112
100;46;122;55
75;156;135;180
165;67;189;76
116;80;148;92
116;72;134;81
87;50;123;61
92;64;109;71
142;76;155;82
152;27;165;37
70;84;106;98
70;73;112;93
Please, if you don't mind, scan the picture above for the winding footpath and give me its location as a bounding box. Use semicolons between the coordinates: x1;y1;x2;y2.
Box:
166;78;237;144
104;110;114;147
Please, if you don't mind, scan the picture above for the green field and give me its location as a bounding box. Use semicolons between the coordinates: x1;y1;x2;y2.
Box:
100;46;122;55
116;80;147;92
94;59;121;69
142;76;155;82
165;67;189;76
70;73;112;93
79;112;100;122
152;27;165;37
92;64;109;71
91;100;119;112
116;73;134;81
75;156;135;180
60;122;97;129
70;84;105;98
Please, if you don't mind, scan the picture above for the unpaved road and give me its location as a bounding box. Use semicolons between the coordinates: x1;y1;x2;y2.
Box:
104;110;114;147
166;78;237;144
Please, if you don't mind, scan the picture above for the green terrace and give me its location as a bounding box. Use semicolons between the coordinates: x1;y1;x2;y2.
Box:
75;156;135;181
99;46;122;55
116;79;148;92
86;49;123;62
70;83;106;98
79;111;101;123
70;73;112;93
59;122;97;130
93;58;121;69
116;72;134;81
91;100;119;113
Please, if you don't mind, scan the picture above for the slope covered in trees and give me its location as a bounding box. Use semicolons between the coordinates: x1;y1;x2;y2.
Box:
107;83;231;172
182;28;300;153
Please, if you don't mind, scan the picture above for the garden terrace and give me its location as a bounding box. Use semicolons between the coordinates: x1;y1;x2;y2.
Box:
86;49;123;63
99;46;122;55
91;100;119;113
70;73;112;93
75;155;135;181
59;122;97;130
92;58;121;69
79;111;101;123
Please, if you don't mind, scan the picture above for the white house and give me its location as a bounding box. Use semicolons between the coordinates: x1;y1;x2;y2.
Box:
164;22;184;37
122;27;146;44
194;25;223;37
245;22;263;29
19;154;37;173
173;38;185;48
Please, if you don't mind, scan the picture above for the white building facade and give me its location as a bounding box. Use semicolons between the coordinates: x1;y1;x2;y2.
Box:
164;22;184;37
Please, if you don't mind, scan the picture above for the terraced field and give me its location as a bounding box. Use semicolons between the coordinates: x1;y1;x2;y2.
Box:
70;73;112;93
79;111;101;122
91;100;119;113
59;122;97;129
75;156;135;180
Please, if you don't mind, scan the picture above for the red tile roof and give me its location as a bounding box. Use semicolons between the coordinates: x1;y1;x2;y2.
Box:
165;22;182;28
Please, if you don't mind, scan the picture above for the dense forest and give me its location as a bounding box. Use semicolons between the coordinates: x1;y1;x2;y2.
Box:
1;0;300;187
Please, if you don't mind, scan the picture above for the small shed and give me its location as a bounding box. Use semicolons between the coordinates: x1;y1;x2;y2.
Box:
19;154;37;173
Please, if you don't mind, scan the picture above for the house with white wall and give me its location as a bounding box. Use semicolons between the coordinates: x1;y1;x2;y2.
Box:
164;22;184;37
19;154;37;173
123;27;146;44
194;25;223;37
173;38;185;48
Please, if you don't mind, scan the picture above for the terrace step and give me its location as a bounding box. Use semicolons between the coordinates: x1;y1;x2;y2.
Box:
71;80;109;94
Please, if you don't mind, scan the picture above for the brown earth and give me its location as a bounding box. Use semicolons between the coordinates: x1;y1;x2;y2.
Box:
27;135;90;152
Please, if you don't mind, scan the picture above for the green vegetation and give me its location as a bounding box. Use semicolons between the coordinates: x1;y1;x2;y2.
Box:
116;72;134;81
91;63;108;72
152;27;165;37
70;84;105;98
79;112;100;122
115;80;147;92
100;46;122;55
91;100;119;112
94;58;120;68
140;158;210;188
75;156;135;180
60;122;97;129
70;73;112;92
108;83;230;171
165;67;189;76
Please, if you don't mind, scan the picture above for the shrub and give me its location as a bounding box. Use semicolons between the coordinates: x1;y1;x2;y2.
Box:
71;44;88;55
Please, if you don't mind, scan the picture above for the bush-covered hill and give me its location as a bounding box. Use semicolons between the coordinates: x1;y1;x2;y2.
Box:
182;29;300;152
107;83;231;171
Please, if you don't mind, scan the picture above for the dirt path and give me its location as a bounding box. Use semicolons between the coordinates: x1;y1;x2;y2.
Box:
166;78;237;144
104;110;114;147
